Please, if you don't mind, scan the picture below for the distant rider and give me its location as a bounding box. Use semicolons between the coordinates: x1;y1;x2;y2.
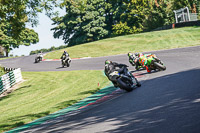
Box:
36;51;43;61
60;50;70;64
128;52;135;66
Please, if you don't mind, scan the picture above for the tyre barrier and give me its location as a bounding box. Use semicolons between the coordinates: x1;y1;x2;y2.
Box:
0;68;23;95
3;67;17;73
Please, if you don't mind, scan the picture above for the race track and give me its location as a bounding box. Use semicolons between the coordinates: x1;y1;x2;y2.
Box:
1;46;200;133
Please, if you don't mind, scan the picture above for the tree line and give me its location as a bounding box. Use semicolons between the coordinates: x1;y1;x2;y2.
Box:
0;0;199;56
29;45;68;55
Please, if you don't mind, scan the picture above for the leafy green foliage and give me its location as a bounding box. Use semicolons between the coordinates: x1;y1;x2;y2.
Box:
0;20;39;56
0;0;43;56
51;0;109;46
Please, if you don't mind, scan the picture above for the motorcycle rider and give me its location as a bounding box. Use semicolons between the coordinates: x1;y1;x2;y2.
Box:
104;60;135;88
60;50;70;65
128;52;142;70
128;53;135;66
134;53;153;72
35;51;43;62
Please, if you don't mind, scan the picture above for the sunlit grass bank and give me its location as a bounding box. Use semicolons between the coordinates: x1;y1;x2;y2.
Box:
0;71;109;132
45;26;200;59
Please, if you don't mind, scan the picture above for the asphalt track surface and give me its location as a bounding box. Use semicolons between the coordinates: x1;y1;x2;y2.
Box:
1;46;200;133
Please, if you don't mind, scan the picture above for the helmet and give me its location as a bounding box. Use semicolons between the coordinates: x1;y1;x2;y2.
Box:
135;53;139;57
138;53;143;57
105;60;111;65
64;51;66;54
128;52;133;57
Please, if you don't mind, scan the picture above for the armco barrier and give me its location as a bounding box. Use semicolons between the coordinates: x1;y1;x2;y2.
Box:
153;20;200;31
0;68;23;95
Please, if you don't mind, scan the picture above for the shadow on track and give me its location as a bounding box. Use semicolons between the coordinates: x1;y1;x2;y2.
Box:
43;68;200;133
56;67;65;69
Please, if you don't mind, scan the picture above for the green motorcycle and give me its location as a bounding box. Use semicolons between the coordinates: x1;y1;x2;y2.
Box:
128;53;166;72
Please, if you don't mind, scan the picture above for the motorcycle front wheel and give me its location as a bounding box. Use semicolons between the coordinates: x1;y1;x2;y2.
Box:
62;60;65;67
135;78;141;87
154;62;166;71
35;58;39;63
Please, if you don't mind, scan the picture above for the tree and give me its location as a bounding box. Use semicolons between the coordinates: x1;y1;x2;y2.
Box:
142;0;174;30
51;0;109;46
112;0;148;35
0;0;42;56
0;21;39;56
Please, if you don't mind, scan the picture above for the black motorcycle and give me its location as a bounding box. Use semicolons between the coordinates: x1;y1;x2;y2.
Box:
107;66;141;92
61;57;71;67
35;55;43;63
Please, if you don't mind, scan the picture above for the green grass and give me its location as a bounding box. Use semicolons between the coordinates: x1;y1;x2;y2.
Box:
0;71;109;133
0;56;18;60
0;66;6;76
44;26;200;59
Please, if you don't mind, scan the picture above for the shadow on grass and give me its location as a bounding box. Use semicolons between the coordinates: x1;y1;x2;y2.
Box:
54;100;79;110
1;111;50;132
17;85;32;90
0;122;25;132
78;87;101;95
0;85;32;101
0;95;11;101
10;85;32;95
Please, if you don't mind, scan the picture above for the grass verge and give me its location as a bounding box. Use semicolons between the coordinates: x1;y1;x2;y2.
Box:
0;70;109;133
0;57;18;61
0;66;6;76
44;26;200;59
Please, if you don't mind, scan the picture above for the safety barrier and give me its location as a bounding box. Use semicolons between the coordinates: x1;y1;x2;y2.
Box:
153;20;200;31
0;68;23;95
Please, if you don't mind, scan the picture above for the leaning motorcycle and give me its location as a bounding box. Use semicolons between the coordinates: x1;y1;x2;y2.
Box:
62;57;71;67
147;54;166;71
108;66;141;92
128;54;166;71
35;55;42;63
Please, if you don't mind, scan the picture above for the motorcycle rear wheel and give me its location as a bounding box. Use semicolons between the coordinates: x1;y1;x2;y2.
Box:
66;60;70;67
118;77;134;92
